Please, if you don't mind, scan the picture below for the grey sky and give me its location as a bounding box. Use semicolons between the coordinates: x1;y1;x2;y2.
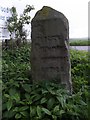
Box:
0;0;89;38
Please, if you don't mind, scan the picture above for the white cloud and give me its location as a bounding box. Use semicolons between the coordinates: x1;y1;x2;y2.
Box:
0;0;13;7
0;0;88;38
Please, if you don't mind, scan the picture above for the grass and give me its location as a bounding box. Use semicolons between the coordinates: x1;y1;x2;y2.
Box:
69;39;90;46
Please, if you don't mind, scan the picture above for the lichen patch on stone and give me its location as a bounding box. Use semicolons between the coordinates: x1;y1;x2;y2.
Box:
39;6;50;17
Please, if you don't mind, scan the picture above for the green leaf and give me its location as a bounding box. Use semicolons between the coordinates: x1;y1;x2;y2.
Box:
41;98;47;104
3;110;15;118
22;84;31;92
80;100;87;106
28;100;33;105
7;99;13;111
25;93;32;103
53;105;59;112
19;106;29;111
13;107;18;112
60;110;65;115
4;94;9;98
15;113;22;119
33;94;41;102
20;111;28;117
42;89;48;94
9;88;17;96
12;93;20;102
47;86;55;95
47;98;55;109
42;107;51;115
52;115;57;120
56;96;64;108
14;82;19;87
37;106;42;118
30;106;36;117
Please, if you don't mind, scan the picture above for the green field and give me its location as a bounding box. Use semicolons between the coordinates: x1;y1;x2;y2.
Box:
69;39;90;46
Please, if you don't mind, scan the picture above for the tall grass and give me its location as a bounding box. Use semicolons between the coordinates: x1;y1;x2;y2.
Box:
70;40;90;46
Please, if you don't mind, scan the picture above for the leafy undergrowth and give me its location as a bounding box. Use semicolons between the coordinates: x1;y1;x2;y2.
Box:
70;50;89;93
2;43;89;120
2;82;88;120
2;43;31;83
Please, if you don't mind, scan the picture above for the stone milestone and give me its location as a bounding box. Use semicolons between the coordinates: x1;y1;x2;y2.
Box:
31;6;72;92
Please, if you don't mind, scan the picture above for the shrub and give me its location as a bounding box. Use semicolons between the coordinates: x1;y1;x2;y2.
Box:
2;43;31;83
70;50;89;93
2;44;89;120
2;81;88;120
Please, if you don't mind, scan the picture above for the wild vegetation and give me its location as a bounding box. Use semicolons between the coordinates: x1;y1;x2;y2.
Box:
1;4;89;120
2;43;89;120
6;5;34;45
69;39;90;46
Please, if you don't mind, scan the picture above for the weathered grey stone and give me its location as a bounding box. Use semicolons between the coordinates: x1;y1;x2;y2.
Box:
31;6;72;93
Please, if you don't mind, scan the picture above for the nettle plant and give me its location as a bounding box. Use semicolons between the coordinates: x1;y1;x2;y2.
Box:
70;50;89;93
2;81;88;120
6;5;34;41
2;45;89;120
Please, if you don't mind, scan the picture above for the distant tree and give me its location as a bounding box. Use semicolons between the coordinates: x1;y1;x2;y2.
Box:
7;5;34;44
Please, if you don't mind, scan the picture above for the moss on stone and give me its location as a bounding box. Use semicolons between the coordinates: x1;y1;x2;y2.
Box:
39;6;50;17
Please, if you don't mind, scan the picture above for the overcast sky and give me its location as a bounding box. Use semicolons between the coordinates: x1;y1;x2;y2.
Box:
0;0;89;38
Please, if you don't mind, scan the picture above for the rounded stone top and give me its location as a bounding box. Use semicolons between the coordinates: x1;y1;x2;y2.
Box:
32;6;69;28
33;6;66;19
